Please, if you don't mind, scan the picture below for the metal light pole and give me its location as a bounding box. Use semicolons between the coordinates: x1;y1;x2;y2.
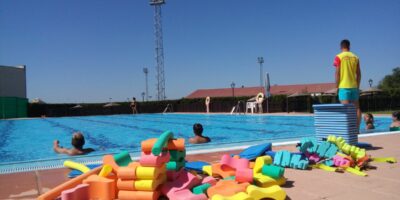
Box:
143;68;149;101
141;92;145;102
231;82;236;98
257;57;264;87
369;78;374;111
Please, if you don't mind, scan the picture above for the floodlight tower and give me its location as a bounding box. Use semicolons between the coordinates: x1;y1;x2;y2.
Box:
150;0;166;100
143;67;149;101
257;57;264;87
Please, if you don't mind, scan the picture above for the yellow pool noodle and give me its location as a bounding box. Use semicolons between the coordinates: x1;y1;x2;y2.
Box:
63;160;90;173
98;164;113;177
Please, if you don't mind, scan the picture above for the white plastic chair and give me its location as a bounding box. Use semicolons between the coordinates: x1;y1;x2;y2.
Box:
246;102;256;114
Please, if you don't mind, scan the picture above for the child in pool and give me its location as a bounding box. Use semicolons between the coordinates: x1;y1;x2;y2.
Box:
364;113;375;130
189;123;211;144
53;132;94;156
390;111;400;131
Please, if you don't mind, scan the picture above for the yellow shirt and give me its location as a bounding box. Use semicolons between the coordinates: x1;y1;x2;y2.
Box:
333;51;359;88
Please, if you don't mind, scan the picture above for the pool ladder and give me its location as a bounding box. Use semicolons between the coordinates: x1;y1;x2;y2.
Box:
230;100;245;115
163;104;173;113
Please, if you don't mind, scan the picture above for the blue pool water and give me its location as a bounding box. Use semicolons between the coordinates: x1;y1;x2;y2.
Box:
0;114;392;164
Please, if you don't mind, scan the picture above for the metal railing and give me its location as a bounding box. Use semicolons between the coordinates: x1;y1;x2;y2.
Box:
163;104;173;113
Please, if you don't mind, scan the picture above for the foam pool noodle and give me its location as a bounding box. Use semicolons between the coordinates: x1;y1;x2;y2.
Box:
253;156;272;175
211;192;253;200
113;151;132;167
118;190;160;200
169;150;186;161
152;130;174;156
261;165;284;179
136;165;166;179
246;184;286;200
61;184;89;200
192;183;211;195
63;160;90;173
167;160;186;171
98;165;113;177
206;180;249;198
82;174;116;200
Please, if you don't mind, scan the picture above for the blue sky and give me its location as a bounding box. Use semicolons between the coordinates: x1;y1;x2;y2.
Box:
1;0;399;103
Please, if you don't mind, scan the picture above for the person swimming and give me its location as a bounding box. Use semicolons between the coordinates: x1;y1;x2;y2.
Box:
53;132;94;156
189;123;211;144
390;111;400;131
364;113;375;130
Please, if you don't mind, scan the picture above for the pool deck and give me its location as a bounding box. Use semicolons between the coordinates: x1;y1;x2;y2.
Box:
1;133;399;200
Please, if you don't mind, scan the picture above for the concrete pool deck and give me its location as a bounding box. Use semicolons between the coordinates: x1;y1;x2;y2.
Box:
0;133;399;199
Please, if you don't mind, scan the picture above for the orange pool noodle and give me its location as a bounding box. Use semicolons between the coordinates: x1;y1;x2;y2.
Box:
249;162;255;169
117;179;135;191
141;138;185;153
83;175;116;200
207;180;249;197
37;166;102;200
211;163;236;178
118;190;160;200
103;154;120;172
117;162;140;180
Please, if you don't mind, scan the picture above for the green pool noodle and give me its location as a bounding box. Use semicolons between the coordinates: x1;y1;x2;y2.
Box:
223;176;236;180
390;127;400;131
281;151;291;167
261;165;284;179
113;151;132;167
298;138;317;154
325;144;338;158
152;131;174;156
192;183;211;195
316;142;330;158
166;160;186;171
169;150;186;161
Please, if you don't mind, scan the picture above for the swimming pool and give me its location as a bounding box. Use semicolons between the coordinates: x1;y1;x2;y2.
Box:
0;114;392;173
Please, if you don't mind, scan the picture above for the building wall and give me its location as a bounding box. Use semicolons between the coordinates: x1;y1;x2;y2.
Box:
0;65;27;119
0;65;27;98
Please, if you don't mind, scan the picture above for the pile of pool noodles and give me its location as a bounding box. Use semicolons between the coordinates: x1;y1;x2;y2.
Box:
39;131;396;200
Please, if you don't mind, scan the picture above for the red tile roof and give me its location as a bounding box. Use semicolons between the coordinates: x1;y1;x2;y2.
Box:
185;83;336;99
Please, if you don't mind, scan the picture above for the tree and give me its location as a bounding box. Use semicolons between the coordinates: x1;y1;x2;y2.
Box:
378;67;400;96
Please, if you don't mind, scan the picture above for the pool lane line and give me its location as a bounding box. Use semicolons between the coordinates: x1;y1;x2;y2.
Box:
111;115;308;143
113;115;300;135
129;114;314;127
42;118;126;149
72;117;163;133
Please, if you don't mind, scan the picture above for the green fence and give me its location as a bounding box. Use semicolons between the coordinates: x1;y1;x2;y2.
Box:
0;97;28;119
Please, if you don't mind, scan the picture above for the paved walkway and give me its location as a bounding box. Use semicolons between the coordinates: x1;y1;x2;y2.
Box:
0;134;399;200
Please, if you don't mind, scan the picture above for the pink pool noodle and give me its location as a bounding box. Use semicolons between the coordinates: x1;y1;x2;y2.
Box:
333;155;351;167
305;152;321;163
161;170;201;196
201;176;217;185
235;168;253;183
139;151;170;167
168;189;208;200
220;154;249;170
61;184;89;200
167;170;182;181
